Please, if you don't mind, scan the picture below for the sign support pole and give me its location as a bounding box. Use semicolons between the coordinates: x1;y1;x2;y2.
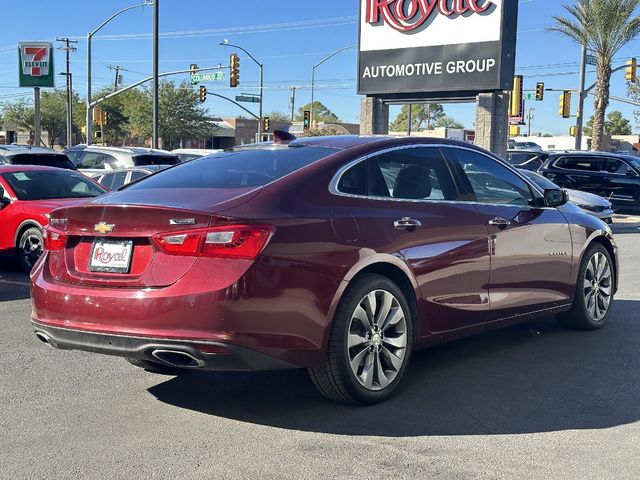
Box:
34;87;41;147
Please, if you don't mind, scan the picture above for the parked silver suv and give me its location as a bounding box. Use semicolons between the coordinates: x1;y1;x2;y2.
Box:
63;145;179;178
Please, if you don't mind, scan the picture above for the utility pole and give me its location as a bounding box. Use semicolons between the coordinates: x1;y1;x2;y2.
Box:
56;37;77;148
406;105;412;136
107;65;127;90
426;103;431;130
289;86;297;123
152;0;160;148
575;44;588;150
527;107;534;136
34;87;41;147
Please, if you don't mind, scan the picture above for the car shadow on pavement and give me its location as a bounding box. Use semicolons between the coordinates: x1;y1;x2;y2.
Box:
0;259;30;302
148;300;640;437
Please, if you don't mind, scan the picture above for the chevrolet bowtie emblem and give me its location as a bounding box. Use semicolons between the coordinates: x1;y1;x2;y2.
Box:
94;222;115;234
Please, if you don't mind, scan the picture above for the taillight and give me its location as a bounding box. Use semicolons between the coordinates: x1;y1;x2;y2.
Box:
152;225;274;260
43;226;67;251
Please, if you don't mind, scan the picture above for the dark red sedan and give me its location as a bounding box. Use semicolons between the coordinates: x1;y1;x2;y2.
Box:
30;136;618;404
0;165;106;271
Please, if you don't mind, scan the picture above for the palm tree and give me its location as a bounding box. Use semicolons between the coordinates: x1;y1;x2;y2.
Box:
550;0;640;150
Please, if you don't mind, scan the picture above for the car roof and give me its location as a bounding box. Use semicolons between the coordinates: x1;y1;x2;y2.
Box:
171;148;221;154
98;165;165;173
288;135;479;151
0;145;62;156
81;145;173;155
0;164;72;173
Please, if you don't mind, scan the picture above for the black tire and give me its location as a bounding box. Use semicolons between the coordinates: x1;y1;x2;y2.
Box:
17;226;43;272
308;274;414;405
125;357;180;374
558;243;614;330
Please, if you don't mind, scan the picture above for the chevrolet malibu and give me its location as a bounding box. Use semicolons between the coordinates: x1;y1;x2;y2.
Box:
31;135;618;404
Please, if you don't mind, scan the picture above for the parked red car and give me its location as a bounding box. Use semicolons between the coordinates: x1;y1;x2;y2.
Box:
31;136;618;404
0;165;106;271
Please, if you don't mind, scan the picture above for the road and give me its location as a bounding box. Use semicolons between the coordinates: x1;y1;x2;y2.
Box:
1;223;640;480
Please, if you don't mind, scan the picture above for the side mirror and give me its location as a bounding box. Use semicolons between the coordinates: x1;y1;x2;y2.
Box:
0;186;9;207
544;188;568;208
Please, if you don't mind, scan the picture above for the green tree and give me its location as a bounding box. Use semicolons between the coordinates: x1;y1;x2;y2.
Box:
295;101;339;123
389;104;445;131
584;110;633;135
2;90;83;147
433;115;465;129
124;81;217;148
266;110;291;123
92;87;148;145
550;0;640;150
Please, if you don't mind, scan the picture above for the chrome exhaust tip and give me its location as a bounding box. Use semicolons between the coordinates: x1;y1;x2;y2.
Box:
35;331;51;345
151;349;204;368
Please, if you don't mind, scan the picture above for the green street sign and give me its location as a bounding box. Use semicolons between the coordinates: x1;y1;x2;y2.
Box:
18;42;54;88
235;95;261;103
524;92;536;101
189;71;226;84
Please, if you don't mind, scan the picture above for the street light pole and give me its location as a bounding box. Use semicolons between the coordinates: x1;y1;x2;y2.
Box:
86;2;151;144
310;45;356;128
219;41;264;140
575;44;588;150
152;0;159;148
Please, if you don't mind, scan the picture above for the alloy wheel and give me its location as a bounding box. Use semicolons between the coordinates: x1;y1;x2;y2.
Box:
21;232;42;270
347;289;408;391
583;251;612;322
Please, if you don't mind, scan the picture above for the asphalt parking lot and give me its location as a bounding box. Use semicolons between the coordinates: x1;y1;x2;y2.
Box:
1;221;640;480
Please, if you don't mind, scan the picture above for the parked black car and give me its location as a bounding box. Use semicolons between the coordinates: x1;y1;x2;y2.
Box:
0;145;76;170
539;151;640;208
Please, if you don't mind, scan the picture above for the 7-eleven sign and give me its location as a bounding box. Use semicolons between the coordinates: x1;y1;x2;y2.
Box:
18;42;54;87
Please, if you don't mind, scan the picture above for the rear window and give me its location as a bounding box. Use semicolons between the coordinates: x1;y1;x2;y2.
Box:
126;145;337;190
10;154;76;170
132;155;180;166
2;170;106;200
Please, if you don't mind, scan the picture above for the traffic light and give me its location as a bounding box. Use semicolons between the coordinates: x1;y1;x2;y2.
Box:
103;111;109;125
230;53;240;88
509;75;523;117
535;82;545;101
626;58;637;82
570;125;577;137
190;63;199;76
508;125;521;136
303;110;311;133
93;107;103;126
263;117;270;131
559;91;571;118
198;85;207;103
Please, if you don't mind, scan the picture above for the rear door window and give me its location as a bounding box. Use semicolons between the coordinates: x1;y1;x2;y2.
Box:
130;170;150;182
336;147;459;201
554;156;602;171
77;152;106;169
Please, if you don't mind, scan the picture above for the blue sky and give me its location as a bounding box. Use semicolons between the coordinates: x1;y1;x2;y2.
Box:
1;0;639;135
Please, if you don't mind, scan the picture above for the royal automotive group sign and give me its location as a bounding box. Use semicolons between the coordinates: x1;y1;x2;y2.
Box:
18;42;55;88
358;0;518;99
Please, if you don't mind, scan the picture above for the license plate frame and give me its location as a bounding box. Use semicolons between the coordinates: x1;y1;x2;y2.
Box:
89;239;134;274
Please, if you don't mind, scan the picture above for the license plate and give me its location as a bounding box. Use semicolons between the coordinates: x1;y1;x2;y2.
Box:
89;240;133;273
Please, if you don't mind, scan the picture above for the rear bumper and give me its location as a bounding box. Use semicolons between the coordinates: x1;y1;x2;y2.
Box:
30;253;342;368
32;322;297;371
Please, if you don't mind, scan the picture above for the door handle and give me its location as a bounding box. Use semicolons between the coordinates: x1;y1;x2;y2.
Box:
394;217;422;230
488;217;511;227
